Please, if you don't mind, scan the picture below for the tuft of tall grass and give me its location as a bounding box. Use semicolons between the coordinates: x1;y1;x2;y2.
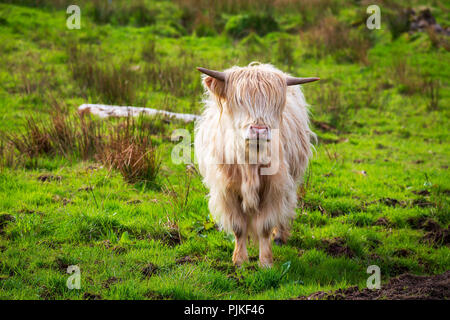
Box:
392;58;425;95
97;117;161;184
275;35;295;69
143;49;204;98
426;27;450;52
238;33;271;64
174;0;341;34
307;81;350;131
303;15;370;64
424;78;440;111
68;44;138;105
90;0;156;26
2;109;161;184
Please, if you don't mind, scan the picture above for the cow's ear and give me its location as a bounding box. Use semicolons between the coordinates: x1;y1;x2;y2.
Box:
203;76;226;99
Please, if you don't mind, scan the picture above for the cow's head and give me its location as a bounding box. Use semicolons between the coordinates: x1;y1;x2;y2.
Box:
197;64;319;144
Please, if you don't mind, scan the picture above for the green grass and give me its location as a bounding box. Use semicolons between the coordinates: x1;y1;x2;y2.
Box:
0;1;449;300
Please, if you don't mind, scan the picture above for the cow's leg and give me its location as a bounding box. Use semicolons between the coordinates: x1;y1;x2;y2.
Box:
232;217;249;266
273;224;291;246
256;164;297;266
210;188;249;266
253;215;273;267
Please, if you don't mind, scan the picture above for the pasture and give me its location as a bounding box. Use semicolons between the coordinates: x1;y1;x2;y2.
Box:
0;1;449;300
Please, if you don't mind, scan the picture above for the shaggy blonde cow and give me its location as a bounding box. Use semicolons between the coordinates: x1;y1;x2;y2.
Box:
194;63;319;267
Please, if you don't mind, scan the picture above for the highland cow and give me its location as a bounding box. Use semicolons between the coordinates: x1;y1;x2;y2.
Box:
194;63;319;267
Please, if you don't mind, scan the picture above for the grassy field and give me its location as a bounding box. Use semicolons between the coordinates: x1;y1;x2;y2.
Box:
0;1;449;300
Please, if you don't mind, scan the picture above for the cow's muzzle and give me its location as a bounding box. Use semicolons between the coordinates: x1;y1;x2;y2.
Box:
245;124;271;142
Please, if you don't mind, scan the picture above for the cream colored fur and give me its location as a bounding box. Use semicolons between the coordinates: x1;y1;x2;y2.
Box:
194;63;315;266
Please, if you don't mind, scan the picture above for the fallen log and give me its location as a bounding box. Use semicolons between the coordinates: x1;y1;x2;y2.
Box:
78;104;200;122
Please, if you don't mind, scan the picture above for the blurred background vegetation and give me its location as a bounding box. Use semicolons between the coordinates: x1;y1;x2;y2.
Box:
0;0;448;300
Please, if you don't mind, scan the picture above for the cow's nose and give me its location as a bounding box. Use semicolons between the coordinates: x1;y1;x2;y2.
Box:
247;124;270;140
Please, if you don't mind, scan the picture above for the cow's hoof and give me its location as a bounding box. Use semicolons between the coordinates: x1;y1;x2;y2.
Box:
258;260;273;268
232;254;248;267
274;238;284;246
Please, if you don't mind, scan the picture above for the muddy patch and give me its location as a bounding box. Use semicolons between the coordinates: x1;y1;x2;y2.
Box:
151;228;182;247
52;195;72;206
145;290;173;300
102;276;120;289
78;186;93;192
295;271;450;300
37;174;62;182
365;198;435;209
411;198;434;208
412;189;431;196
299;200;347;217
373;217;391;227
407;217;449;246
176;255;194;264
0;213;15;232
393;248;413;257
126;199;142;205
141;263;158;278
379;198;406;207
423;228;450;247
83;292;102;300
111;245;127;255
19;208;45;216
407;217;439;231
311;120;337;133
54;257;70;272
322;238;355;258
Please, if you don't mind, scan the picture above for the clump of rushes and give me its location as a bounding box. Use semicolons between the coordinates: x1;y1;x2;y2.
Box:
68;43;138;105
3;108;161;184
98;117;161;184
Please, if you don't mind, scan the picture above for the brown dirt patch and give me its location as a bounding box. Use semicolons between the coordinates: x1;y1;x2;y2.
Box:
412;190;431;196
423;228;450;246
0;214;15;231
126;199;142;205
54;257;70;272
311;120;337;132
407;217;449;246
111;245;127;254
379;197;406;207
322;238;355;258
393;248;413;257
83;292;102;300
157;228;182;247
295;271;450;300
407;217;439;231
141;263;158;278
176;255;194;264
145;291;173;300
102;276;120;289
374;217;391;227
78;186;93;192
37;174;62;182
19;208;45;215
411;198;434;208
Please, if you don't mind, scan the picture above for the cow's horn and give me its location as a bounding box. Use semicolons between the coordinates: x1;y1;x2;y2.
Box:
286;76;320;86
197;67;225;81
